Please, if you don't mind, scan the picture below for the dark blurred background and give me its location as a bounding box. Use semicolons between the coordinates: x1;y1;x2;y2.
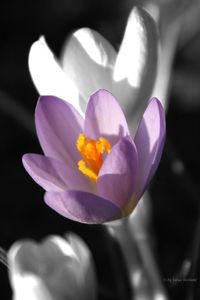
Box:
0;1;200;299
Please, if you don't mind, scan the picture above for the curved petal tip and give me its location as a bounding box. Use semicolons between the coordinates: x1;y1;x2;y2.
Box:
28;37;82;115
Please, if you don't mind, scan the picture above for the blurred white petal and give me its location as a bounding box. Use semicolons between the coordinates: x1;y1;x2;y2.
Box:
12;275;53;300
65;233;97;300
8;234;97;300
28;37;83;116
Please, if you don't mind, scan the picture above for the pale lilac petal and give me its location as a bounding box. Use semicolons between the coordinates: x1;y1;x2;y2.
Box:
113;7;158;135
134;98;166;197
84;89;129;146
22;154;93;193
28;37;83;116
98;136;138;210
36;96;84;165
44;190;122;224
61;28;117;111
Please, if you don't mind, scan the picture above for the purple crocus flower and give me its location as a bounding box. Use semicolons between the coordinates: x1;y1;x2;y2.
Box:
23;89;165;224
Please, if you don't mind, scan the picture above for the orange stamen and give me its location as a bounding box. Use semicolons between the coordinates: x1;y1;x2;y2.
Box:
76;133;111;182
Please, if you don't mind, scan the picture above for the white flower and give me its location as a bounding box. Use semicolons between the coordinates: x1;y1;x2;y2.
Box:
8;233;97;300
28;6;158;135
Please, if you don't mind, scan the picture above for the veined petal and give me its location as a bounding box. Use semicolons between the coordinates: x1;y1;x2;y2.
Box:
61;28;117;111
22;154;93;193
84;89;129;146
36;96;84;165
44;190;122;224
113;7;158;135
28;37;83;116
98;136;138;212
134;98;166;197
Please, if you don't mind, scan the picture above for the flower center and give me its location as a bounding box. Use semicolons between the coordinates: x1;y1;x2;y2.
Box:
76;133;111;182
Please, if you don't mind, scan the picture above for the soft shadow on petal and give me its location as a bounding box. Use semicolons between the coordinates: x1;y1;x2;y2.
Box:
8;241;54;300
134;98;166;197
65;233;97;300
42;236;77;260
28;37;83;116
8;241;45;275
36;96;84;165
84;89;129;146
61;28;117;111
65;232;92;266
113;7;158;135
22;154;93;193
39;238;81;298
44;190;122;224
98;136;138;210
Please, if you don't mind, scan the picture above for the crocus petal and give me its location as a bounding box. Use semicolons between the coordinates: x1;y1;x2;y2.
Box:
8;235;96;300
65;232;93;270
64;233;97;300
61;28;117;112
113;7;158;135
134;98;166;197
84;89;129;145
9;241;46;275
22;154;93;193
8;241;54;300
44;190;122;224
98;136;138;211
38;238;84;298
36;96;84;165
12;275;53;300
28;37;83;116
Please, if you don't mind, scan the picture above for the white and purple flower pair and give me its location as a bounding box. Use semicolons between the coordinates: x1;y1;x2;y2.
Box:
23;89;165;224
28;6;158;130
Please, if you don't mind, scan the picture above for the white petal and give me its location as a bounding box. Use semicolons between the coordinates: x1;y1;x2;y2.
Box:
8;235;97;300
65;233;97;300
113;7;158;135
114;7;147;87
28;37;83;116
8;242;53;300
61;28;117;111
45;235;77;259
12;274;53;300
73;29;112;67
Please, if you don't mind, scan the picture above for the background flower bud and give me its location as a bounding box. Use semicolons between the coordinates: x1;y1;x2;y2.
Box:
8;233;97;300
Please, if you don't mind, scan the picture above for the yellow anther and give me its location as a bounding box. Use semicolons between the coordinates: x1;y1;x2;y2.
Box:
76;133;111;182
78;160;98;183
99;137;111;154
